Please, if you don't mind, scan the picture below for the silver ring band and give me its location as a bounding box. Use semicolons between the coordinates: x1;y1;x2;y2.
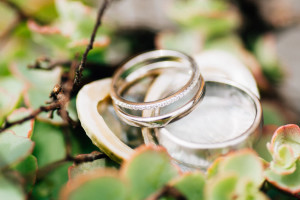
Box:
113;76;205;127
142;77;262;170
110;50;203;111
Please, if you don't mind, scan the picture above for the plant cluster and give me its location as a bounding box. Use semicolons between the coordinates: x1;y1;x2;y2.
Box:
0;0;299;199
57;125;300;199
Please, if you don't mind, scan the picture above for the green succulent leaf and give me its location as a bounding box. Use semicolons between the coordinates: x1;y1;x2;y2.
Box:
205;174;238;200
254;125;276;162
262;102;287;126
172;172;205;200
0;3;17;38
206;157;224;179
10;63;64;124
122;146;179;200
8;0;57;23
206;174;268;200
206;150;267;199
68;156;106;180
156;30;203;55
0;174;25;200
218;150;264;186
270;145;297;175
0;131;34;169
265;159;300;194
55;0;96;40
13;155;38;192
60;169;128;200
32;162;72;200
27;20;71;58
235;180;269;200
268;124;300;174
6;108;35;138
0;77;24;125
253;34;283;84
27;0;110;60
268;124;300;157
168;0;240;37
31;122;66;167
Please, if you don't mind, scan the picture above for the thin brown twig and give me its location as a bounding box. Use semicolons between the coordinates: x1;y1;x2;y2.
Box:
0;1;110;133
0;57;76;133
74;0;110;85
62;127;73;160
54;58;79;127
73;151;108;165
37;151;107;179
0;103;60;132
28;57;71;70
146;185;187;200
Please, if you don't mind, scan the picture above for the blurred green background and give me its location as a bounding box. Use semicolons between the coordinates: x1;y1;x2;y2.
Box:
1;0;300;199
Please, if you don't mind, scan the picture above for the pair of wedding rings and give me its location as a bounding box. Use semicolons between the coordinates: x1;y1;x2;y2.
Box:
77;49;262;170
108;49;262;170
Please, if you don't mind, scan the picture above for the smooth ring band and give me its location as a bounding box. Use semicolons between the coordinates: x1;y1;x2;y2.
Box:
110;50;202;111
142;77;262;170
110;50;205;127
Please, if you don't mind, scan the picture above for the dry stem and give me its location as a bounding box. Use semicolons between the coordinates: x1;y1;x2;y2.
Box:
0;0;110;133
74;0;110;85
146;185;187;200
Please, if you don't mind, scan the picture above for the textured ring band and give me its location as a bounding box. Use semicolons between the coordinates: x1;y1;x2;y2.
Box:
110;50;201;111
110;50;205;127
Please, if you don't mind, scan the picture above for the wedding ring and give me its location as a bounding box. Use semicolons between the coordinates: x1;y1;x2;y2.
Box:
110;50;205;127
142;77;262;170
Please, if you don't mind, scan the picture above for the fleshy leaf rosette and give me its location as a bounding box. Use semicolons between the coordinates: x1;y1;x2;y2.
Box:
206;149;268;200
60;146;277;199
267;124;300;175
265;124;300;193
60;146;179;200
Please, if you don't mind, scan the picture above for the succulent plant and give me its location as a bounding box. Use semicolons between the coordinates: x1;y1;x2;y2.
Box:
0;0;299;200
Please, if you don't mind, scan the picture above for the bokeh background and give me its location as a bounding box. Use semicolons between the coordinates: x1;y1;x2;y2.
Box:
1;0;300;124
1;0;300;199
